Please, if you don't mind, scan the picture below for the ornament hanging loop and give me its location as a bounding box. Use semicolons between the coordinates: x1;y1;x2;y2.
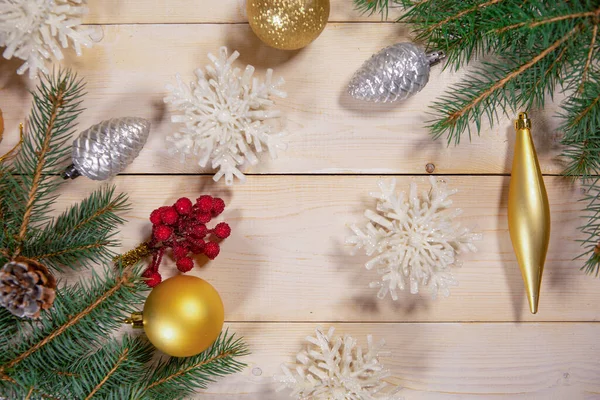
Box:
515;112;531;130
426;50;446;66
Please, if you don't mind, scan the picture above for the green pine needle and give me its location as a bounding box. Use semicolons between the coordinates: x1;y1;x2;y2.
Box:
22;186;130;272
579;178;600;276
143;330;250;400
354;0;391;18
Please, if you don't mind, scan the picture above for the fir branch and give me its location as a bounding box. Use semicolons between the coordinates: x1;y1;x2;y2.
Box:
562;137;600;178
85;348;129;400
432;25;579;143
560;74;600;146
52;186;129;237
425;0;505;34
11;70;85;257
580;22;599;92
29;241;111;263
497;10;598;33
69;336;154;400
20;186;129;272
24;386;34;400
578;178;600;276
354;0;391;17
143;330;249;399
0;264;146;380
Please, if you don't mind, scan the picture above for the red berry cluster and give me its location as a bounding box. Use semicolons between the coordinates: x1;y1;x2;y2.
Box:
142;195;231;287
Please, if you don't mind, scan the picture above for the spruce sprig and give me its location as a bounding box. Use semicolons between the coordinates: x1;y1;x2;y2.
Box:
23;186;130;272
0;264;147;392
143;330;250;400
579;177;600;276
0;71;127;273
353;0;600;273
8;70;85;255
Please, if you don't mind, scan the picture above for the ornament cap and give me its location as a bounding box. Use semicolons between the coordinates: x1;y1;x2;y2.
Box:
124;311;144;328
515;112;531;130
426;50;446;66
61;164;81;180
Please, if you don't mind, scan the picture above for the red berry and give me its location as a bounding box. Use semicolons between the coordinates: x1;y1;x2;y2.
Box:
204;242;220;259
188;238;206;254
149;209;162;225
176;257;194;272
196;212;211;224
213;222;231;239
153;225;173;241
190;224;208;239
177;218;188;232
212;198;226;216
197;195;214;213
160;206;179;225
143;271;162;287
174;197;193;215
142;269;154;278
173;244;189;259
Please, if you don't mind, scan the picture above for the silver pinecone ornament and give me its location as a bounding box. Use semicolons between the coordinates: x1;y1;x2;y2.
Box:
62;117;151;180
348;42;445;103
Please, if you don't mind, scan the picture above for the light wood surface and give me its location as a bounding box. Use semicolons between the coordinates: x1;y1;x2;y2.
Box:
1;1;598;398
56;175;595;323
169;322;600;399
84;0;402;24
0;24;566;175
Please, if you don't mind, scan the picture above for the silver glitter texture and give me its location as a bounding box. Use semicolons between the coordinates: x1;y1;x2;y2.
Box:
348;42;431;103
71;117;151;180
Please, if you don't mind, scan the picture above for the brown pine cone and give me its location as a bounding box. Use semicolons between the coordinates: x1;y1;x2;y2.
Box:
0;258;56;319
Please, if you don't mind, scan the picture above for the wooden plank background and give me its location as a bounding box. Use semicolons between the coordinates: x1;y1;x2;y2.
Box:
1;1;599;398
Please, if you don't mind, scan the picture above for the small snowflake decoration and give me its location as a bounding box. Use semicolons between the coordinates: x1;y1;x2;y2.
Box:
347;176;481;301
275;327;402;400
164;47;287;186
0;0;93;78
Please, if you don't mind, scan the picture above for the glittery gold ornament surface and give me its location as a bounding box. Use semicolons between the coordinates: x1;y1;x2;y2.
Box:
508;112;550;315
128;275;225;357
247;0;330;50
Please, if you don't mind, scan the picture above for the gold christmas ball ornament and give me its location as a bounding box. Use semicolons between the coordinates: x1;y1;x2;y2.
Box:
126;275;225;357
247;0;330;50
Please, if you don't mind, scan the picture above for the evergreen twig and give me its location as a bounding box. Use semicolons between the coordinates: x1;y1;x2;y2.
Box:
143;330;250;400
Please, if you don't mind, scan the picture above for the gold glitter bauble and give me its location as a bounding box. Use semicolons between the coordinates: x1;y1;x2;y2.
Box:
142;275;224;357
247;0;330;50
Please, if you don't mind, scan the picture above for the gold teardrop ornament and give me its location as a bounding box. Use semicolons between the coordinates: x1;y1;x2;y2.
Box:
508;112;551;314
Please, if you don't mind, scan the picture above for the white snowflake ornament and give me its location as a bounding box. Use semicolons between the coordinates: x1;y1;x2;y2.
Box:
347;176;481;301
275;327;402;400
0;0;93;79
164;47;287;185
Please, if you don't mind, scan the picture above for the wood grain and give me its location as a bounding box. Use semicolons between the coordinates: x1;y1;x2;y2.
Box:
84;0;402;24
0;23;566;176
0;4;594;398
54;175;595;322
178;322;600;399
